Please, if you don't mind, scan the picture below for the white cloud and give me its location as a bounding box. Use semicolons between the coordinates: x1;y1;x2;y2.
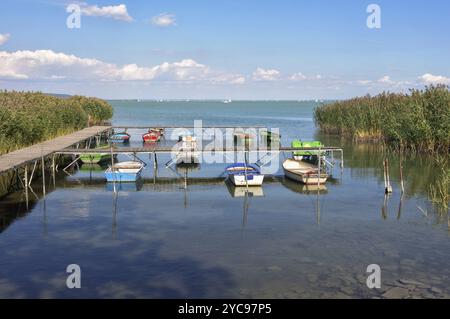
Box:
289;72;307;81
0;50;253;85
151;13;176;27
252;67;280;81
0;33;10;46
378;75;394;84
79;3;132;22
419;73;450;85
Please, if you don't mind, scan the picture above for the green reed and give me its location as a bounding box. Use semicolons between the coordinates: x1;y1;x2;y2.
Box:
314;85;450;153
0;90;113;154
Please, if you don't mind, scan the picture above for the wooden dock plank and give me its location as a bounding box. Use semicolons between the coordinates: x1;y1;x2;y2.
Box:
0;126;110;173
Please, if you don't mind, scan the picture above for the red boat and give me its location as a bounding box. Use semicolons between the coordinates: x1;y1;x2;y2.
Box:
142;130;161;143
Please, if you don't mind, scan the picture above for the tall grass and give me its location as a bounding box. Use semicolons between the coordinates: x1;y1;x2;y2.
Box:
0;90;113;154
314;85;450;153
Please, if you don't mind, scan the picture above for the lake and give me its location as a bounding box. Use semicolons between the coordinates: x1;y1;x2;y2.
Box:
0;101;449;298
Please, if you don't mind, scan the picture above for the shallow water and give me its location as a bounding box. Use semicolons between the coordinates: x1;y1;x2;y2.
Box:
0;101;449;298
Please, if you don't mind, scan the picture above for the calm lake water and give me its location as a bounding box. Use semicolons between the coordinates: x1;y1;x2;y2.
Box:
0;101;449;299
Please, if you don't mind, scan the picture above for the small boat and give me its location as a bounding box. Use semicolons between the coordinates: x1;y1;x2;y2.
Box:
105;161;144;182
283;159;328;185
223;99;232;104
260;130;281;145
292;140;325;161
225;163;265;186
110;132;131;143
79;146;112;164
176;135;199;164
233;131;255;144
142;130;161;143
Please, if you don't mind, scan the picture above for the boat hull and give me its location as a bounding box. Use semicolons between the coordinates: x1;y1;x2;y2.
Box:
80;153;111;164
229;174;264;186
283;168;328;185
282;159;328;185
105;169;142;182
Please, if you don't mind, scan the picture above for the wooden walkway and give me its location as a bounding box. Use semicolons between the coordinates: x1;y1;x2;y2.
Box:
0;126;111;174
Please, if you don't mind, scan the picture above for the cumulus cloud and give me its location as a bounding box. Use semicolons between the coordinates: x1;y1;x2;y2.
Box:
151;13;176;27
252;67;280;81
0;49;246;85
79;3;132;21
419;73;450;85
289;72;307;81
0;33;10;45
378;75;394;84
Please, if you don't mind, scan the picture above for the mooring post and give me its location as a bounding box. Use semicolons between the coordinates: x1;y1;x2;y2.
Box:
24;165;29;210
41;155;46;197
317;148;322;188
110;145;116;193
399;157;405;194
384;158;393;194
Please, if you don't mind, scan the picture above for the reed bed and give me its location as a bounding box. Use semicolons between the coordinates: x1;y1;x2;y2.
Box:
0;91;113;155
314;85;450;153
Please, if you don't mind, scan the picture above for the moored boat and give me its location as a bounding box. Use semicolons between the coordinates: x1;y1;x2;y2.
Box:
79;146;112;164
260;130;281;145
142;130;161;143
292;140;325;161
225;163;264;186
110;132;131;143
282;159;328;185
105;161;144;182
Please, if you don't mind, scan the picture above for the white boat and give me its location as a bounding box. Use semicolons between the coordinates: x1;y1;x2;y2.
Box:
223;99;232;104
282;159;328;185
225;163;265;186
176;135;199;164
111;161;144;174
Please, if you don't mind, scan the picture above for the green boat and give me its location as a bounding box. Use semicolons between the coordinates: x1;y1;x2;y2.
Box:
260;131;281;144
292;140;325;160
79;146;112;164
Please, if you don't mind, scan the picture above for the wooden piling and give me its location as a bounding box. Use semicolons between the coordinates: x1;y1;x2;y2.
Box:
41;155;46;197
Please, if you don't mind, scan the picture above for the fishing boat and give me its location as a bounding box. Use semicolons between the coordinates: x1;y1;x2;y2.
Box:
176;135;199;164
105;161;144;182
260;130;281;145
142;130;161;143
233;131;255;145
225;163;265;186
79;146;112;164
282;159;328;185
110;131;131;143
292;140;325;161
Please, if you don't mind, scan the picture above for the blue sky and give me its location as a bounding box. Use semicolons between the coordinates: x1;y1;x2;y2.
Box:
0;0;449;99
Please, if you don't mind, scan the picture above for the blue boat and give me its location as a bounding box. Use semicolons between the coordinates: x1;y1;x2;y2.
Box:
105;161;144;182
109;132;131;143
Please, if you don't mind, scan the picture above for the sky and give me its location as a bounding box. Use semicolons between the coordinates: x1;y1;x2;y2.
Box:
0;0;449;100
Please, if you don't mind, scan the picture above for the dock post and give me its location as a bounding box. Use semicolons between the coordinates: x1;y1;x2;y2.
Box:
383;159;393;194
154;152;158;168
24;165;29;210
317;148;322;188
41;155;46;197
399;157;405;194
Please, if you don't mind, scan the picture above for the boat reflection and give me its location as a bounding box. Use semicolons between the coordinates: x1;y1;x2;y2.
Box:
105;180;144;192
280;177;328;194
225;180;264;198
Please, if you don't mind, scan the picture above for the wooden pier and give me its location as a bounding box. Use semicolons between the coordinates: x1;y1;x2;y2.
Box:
0;126;111;174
